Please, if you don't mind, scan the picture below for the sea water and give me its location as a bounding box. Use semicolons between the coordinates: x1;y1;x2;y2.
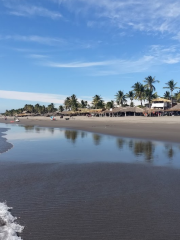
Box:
0;202;24;240
0;123;180;168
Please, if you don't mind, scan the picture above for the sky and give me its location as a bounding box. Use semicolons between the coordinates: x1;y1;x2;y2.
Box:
1;0;180;112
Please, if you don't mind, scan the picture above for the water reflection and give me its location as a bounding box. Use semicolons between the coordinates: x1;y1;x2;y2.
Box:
48;128;54;134
20;126;180;162
35;127;42;133
3;124;180;166
164;144;175;159
129;140;134;149
64;130;79;143
132;141;155;162
81;132;87;138
116;139;125;149
24;125;35;131
93;134;102;146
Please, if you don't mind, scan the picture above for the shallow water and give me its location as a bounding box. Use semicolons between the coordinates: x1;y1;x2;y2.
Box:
0;123;180;168
1;123;180;240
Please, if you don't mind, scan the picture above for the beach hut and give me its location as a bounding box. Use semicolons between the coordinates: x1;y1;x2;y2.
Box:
143;108;164;117
118;107;144;116
101;107;144;117
166;103;180;111
151;98;171;110
165;103;180;115
61;109;104;117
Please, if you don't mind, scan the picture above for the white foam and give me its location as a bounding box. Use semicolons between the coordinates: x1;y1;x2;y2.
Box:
0;202;24;240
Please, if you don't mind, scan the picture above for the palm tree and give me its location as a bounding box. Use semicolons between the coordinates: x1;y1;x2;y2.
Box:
92;95;103;109
144;76;159;91
42;105;46;114
175;92;180;103
126;91;134;107
163;91;171;100
80;100;88;108
163;80;180;107
64;97;71;110
26;104;34;113
132;82;145;106
70;94;79;111
145;89;158;108
115;91;127;106
106;100;114;110
47;103;55;113
34;103;40;113
59;105;64;112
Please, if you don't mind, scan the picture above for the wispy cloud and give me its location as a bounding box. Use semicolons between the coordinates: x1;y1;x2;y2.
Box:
28;54;48;59
0;90;66;104
0;35;65;46
38;44;180;75
56;0;180;35
44;60;113;68
2;1;62;19
40;55;154;75
0;90;94;105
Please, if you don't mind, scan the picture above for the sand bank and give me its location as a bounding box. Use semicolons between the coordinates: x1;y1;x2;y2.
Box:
1;115;180;143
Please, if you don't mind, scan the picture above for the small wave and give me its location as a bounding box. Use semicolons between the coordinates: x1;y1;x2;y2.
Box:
0;202;24;240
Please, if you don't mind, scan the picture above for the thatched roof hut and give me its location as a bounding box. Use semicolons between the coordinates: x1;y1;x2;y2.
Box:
61;108;104;115
166;103;180;112
143;108;164;113
103;107;144;114
16;113;32;117
152;98;171;103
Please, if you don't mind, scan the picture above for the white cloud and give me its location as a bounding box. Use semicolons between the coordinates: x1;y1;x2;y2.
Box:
0;90;94;106
0;90;66;104
44;60;113;68
29;54;48;59
3;1;62;19
55;0;180;35
0;35;65;46
37;44;180;75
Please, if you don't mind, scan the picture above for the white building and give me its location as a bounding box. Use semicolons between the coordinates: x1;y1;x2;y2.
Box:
151;98;171;110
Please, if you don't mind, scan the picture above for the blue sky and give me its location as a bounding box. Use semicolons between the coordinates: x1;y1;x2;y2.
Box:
1;0;180;112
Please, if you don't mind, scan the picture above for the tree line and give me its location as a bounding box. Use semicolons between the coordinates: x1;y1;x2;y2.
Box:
4;76;180;116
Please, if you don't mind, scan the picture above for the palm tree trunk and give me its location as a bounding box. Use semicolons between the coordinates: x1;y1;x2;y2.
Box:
149;99;151;117
171;90;173;108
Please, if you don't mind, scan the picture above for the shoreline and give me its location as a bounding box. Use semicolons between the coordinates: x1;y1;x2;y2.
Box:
1;116;180;143
0;128;13;154
1;117;180;239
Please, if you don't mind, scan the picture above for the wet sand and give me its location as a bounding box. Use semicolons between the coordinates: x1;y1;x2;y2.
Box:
0;162;180;240
1;120;180;239
1;116;180;143
0;128;13;153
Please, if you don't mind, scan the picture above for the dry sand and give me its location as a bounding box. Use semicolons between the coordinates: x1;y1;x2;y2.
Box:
1;115;180;143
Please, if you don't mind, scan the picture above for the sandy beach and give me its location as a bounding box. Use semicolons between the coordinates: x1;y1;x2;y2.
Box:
1;161;180;240
1;115;180;143
1;119;180;239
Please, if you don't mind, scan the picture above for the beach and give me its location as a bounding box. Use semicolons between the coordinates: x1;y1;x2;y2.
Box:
1;118;180;239
1;115;180;143
0;128;13;154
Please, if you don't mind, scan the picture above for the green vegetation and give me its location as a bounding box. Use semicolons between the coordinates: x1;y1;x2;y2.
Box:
163;80;180;107
115;90;127;107
3;76;180;116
